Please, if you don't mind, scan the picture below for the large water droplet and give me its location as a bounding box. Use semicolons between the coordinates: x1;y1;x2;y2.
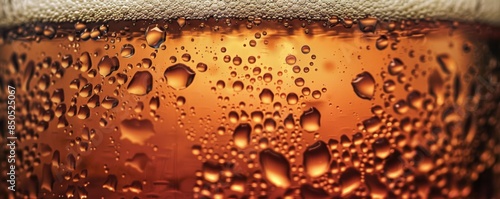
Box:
120;44;135;58
120;119;155;145
376;35;389;50
384;151;404;178
340;167;361;196
145;26;165;48
259;149;291;188
351;72;375;100
233;123;251;149
300;107;321;132
98;55;119;77
388;58;404;75
372;138;391;159
303;141;331;178
101;96;119;109
127;71;153;95
363;116;382;133
286;93;298;105
102;175;118;192
78;52;92;72
259;88;274;104
164;63;196;90
202;161;222;183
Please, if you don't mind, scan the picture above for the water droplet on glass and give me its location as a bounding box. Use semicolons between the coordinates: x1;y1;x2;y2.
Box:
363;116;382;133
120;44;135;58
388;58;404;75
303;141;331;178
259;149;291;188
383;79;396;93
351;72;375;100
339;167;361;196
301;45;311;54
300;107;321;132
393;99;409;114
127;71;153;95
202;161;222;183
102;175;118;192
196;62;208;72
145;26;166;48
376;35;389;50
372;138;391;159
233;123;251;149
384;152;404;178
286;55;296;65
428;70;445;106
259;88;274;104
163;63;196;90
98;55;119;77
78;52;92;72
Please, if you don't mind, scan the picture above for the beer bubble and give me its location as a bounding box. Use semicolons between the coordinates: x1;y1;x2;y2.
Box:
351;72;376;100
163;63;196;90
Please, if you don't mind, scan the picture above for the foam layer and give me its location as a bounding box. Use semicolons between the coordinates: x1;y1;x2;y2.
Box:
1;0;500;27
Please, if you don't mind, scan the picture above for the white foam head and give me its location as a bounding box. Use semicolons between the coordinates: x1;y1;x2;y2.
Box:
1;0;500;27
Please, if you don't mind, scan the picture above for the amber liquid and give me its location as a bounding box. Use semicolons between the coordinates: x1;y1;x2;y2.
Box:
0;18;499;198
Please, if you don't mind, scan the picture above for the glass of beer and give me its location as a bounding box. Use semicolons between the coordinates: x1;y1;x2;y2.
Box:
1;0;499;198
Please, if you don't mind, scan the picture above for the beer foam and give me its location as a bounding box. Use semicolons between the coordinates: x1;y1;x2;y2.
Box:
1;0;500;27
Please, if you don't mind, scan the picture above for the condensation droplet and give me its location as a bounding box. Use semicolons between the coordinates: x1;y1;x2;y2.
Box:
164;63;196;90
145;26;166;48
300;107;321;132
233;123;251;149
259;149;291;188
351;72;375;100
259;88;274;104
120;44;135;58
127;71;153;95
303;141;331;178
